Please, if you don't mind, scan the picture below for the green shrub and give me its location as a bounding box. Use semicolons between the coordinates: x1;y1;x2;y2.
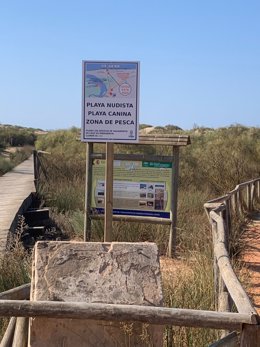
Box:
0;157;14;175
0;126;36;147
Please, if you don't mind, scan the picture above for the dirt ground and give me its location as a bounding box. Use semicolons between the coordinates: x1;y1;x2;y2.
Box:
241;212;260;314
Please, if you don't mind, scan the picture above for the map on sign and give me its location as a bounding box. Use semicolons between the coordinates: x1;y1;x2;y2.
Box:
85;63;137;99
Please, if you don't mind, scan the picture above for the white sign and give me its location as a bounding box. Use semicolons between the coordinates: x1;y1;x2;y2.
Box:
81;61;139;143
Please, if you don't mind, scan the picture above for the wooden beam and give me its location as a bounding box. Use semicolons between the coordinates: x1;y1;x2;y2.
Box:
90;214;171;225
91;153;173;163
138;134;191;146
0;300;256;331
77;134;191;146
0;284;30;300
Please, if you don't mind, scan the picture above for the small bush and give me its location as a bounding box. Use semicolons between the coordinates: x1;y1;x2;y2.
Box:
0;157;13;175
0;147;32;176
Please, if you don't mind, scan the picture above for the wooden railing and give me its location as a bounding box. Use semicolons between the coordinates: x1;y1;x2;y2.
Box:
204;178;260;345
0;283;258;347
33;150;50;192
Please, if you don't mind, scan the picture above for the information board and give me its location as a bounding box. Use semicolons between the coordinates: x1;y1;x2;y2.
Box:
81;61;139;143
91;160;172;219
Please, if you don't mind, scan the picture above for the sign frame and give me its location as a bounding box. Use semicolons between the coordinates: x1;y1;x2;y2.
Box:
83;134;191;257
81;60;140;143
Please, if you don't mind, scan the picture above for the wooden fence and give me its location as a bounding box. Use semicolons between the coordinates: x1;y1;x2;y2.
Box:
1;161;260;345
204;178;260;345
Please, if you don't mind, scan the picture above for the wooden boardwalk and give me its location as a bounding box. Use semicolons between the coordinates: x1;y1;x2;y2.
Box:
0;156;35;253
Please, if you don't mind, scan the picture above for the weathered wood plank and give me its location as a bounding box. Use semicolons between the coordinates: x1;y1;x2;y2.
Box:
0;300;256;330
0;284;30;300
214;238;256;318
138;134;190;144
90;214;172;224
91;153;173;162
12;317;28;347
137;140;189;146
0;317;16;347
209;331;239;347
240;324;260;347
78;134;191;146
0;156;35;253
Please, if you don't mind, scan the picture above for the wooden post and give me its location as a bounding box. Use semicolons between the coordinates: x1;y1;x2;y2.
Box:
33;150;37;182
168;146;180;258
237;190;242;216
217;211;232;338
251;183;255;210
230;193;236;214
217;219;230;312
12;317;28;347
104;142;114;242
166;326;173;347
218;279;231;338
246;185;251;211
0;317;16;347
240;324;260;346
256;180;259;202
218;288;231;310
212;220;219;310
33;150;39;192
84;143;93;241
223;203;230;251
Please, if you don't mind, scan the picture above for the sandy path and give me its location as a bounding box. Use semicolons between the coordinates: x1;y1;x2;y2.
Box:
241;212;260;313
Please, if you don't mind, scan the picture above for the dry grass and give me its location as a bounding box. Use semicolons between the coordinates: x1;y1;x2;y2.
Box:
160;255;219;346
0;217;31;338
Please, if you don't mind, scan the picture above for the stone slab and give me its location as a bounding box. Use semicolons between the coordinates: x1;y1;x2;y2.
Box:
29;241;164;347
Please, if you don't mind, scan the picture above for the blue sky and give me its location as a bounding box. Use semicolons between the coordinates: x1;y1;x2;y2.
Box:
0;0;260;130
